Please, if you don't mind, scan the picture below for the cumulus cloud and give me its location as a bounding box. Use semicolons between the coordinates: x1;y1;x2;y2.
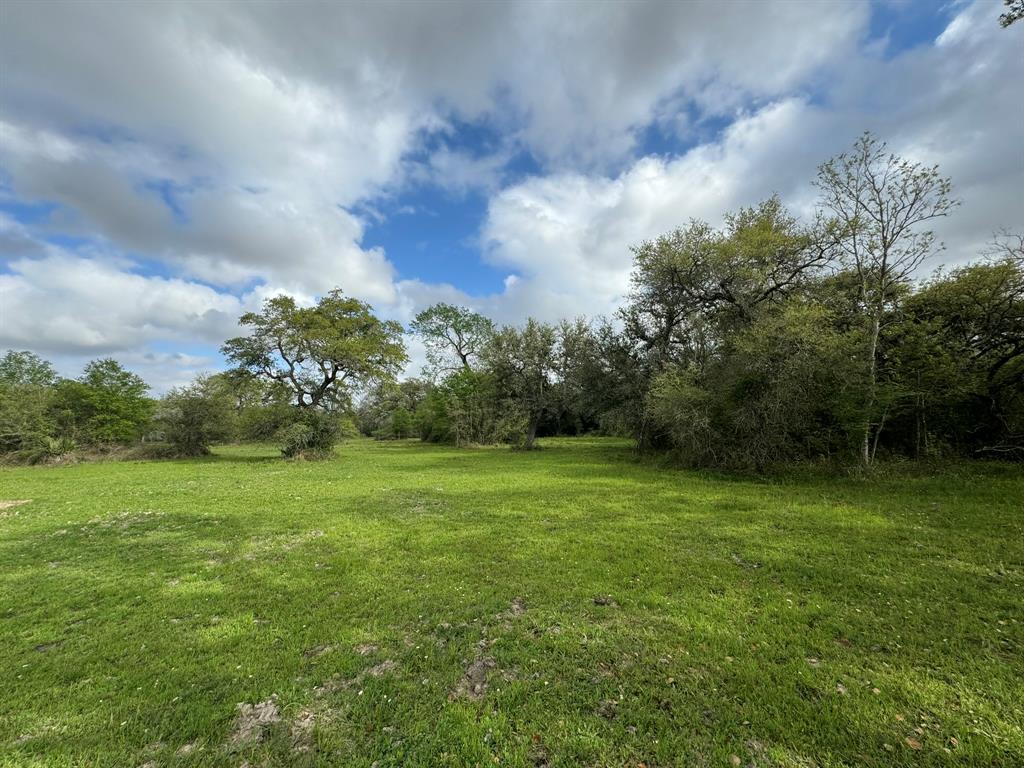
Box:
0;250;244;355
478;1;1024;322
0;0;1019;387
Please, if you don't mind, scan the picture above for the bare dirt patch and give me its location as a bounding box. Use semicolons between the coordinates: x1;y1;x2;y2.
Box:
313;658;399;696
0;499;30;510
229;697;281;747
303;644;333;658
593;595;618;607
367;659;398;677
290;710;316;754
731;553;762;569
175;742;199;757
450;656;497;700
354;643;378;656
495;596;527;622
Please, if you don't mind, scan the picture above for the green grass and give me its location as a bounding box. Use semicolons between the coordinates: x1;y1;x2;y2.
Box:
1;438;1021;767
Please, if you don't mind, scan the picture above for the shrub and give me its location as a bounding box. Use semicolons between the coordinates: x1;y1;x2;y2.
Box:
15;435;78;465
53;359;154;445
236;403;298;442
156;378;235;457
415;369;520;446
279;410;340;458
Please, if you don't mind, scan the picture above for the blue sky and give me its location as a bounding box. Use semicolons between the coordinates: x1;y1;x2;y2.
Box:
0;0;1020;390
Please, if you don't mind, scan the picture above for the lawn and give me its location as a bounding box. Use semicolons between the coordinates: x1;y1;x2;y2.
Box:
1;438;1021;767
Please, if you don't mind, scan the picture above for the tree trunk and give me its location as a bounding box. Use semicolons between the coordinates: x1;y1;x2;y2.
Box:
524;413;539;450
871;403;888;464
861;312;881;468
914;389;928;460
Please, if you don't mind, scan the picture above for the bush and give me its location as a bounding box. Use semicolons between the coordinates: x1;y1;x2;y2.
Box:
156;378;235;456
14;435;78;465
124;442;189;461
236;402;298;442
52;359;154;445
279;410;340;458
415;369;522;446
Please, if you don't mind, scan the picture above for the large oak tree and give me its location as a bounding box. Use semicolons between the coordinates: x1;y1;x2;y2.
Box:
221;290;407;410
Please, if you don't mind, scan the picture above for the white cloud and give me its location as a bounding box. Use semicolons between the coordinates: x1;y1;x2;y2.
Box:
477;2;1024;322
0;0;1019;389
0;251;244;355
480;99;821;322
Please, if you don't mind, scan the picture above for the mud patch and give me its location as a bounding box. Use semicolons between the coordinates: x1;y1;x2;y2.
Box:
229;697;281;747
450;656;497;700
593;595;618;607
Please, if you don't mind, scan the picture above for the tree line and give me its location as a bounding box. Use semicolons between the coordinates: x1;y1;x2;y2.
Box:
2;133;1021;469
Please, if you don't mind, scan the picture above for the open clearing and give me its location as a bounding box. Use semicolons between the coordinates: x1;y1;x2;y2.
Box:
1;438;1021;767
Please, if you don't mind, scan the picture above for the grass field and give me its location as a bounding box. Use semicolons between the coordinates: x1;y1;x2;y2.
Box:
1;438;1021;767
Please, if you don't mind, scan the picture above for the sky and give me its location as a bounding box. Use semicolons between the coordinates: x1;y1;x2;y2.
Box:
0;0;1021;391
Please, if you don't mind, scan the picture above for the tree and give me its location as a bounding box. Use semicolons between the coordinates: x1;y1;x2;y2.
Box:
410;303;495;376
623;196;830;371
902;239;1024;456
647;300;859;470
156;375;235;456
815;132;958;466
484;319;558;449
0;350;57;387
622;196;833;449
549;318;601;435
207;369;295;442
221;290;407;410
413;368;526;446
356;378;431;438
1000;0;1023;27
53;359;154;444
0;350;58;452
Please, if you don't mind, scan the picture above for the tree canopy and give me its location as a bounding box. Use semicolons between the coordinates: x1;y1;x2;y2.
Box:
221;290;407;409
410;303;495;376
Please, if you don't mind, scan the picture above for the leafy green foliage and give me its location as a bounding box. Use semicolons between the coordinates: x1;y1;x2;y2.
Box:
357;379;431;439
484;319;558;449
415;368;523;446
278;409;342;458
156;376;236;456
53;359;154;445
1000;0;1023;27
648;302;860;469
0;350;57;452
222;289;407;409
410;303;494;376
815;132;958;466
